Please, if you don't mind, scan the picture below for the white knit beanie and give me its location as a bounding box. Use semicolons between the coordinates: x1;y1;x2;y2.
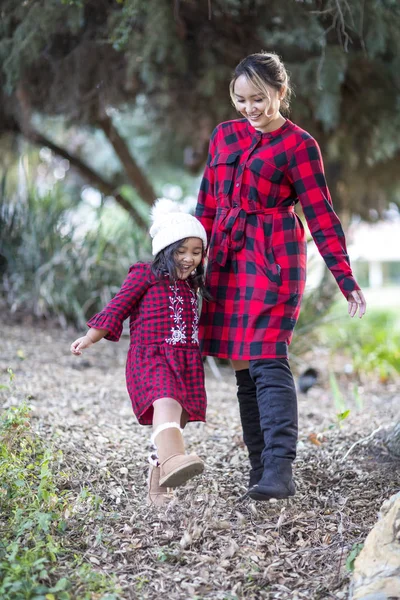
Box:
149;198;207;256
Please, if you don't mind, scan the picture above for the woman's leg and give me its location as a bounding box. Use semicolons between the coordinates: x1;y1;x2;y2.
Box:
231;360;250;371
247;358;298;500
151;397;204;487
231;360;265;489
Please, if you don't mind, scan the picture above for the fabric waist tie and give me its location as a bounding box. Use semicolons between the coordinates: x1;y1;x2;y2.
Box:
216;205;295;267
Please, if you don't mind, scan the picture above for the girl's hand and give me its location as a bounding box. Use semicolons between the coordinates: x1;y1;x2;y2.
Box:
347;290;366;318
70;334;94;355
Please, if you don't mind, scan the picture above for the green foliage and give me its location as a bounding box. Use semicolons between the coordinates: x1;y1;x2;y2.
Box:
0;0;81;94
0;0;399;218
0;182;150;327
0;368;15;392
0;374;121;599
321;309;400;380
346;542;364;572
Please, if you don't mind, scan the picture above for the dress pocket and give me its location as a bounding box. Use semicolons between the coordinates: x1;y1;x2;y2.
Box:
247;158;285;203
265;248;282;286
247;158;285;184
211;152;239;199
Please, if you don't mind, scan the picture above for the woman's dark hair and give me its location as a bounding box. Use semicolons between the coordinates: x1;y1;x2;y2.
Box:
151;238;212;300
230;51;292;115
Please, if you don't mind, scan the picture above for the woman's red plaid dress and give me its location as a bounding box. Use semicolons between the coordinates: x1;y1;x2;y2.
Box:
87;263;206;425
195;118;360;360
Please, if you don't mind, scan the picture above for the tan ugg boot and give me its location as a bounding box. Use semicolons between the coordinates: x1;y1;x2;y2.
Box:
146;465;174;507
159;453;204;487
152;423;204;488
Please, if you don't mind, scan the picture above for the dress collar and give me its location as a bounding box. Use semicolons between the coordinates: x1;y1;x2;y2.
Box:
247;118;293;139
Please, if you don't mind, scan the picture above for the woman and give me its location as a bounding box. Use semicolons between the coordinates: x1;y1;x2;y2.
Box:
195;51;366;501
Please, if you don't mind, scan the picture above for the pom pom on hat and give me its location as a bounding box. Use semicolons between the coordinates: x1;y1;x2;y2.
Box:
150;198;184;222
149;198;207;256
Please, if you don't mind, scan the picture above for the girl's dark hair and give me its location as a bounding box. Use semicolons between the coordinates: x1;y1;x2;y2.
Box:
229;51;292;115
151;238;212;300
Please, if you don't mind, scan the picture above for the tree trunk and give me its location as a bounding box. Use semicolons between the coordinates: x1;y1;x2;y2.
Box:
15;84;148;228
27;130;148;229
98;115;157;206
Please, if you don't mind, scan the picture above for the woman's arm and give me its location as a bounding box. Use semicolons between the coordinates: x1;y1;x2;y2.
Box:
288;136;366;317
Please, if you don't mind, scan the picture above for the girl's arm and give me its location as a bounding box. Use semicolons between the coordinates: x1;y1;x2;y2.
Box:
70;328;108;355
288;136;366;317
195;128;218;244
81;263;153;345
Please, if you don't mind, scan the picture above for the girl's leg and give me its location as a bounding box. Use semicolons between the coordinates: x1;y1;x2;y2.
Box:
151;397;204;488
180;409;189;429
152;397;185;462
247;358;298;501
153;397;183;430
231;360;264;489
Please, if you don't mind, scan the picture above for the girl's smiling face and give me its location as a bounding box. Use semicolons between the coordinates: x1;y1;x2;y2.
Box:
175;237;203;279
233;74;281;132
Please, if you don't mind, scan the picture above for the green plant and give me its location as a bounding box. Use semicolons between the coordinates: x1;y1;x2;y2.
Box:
329;371;346;414
0;376;121;600
346;542;364;572
321;309;400;381
0;182;149;328
0;367;15;391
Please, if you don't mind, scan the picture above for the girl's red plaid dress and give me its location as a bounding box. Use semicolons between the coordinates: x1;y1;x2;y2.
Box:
87;263;206;425
196;118;360;360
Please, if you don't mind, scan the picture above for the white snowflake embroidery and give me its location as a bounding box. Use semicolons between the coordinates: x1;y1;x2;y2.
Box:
165;282;200;346
165;283;187;345
190;293;200;345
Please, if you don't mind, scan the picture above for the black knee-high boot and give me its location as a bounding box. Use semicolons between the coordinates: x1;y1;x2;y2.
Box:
235;369;264;488
247;358;298;500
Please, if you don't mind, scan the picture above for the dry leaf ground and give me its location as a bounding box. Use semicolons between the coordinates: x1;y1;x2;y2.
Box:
1;314;399;600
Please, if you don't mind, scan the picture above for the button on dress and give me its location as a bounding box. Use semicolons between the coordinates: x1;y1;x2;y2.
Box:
87;263;206;425
195;119;359;360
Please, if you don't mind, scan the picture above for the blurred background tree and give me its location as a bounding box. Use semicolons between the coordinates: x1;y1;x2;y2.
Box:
1;0;400;369
1;0;399;221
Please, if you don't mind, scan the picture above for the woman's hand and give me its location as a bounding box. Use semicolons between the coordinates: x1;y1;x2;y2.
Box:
70;334;94;355
347;290;366;318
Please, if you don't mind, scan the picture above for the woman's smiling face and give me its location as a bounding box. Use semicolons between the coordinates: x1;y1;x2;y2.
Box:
233;74;281;132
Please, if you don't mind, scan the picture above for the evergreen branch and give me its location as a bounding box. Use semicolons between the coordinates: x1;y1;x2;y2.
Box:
311;0;355;49
333;0;352;51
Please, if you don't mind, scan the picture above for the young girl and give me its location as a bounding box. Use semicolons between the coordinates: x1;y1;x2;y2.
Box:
70;199;208;506
195;51;366;501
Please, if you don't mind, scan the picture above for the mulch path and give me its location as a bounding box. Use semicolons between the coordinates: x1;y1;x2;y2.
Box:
1;314;399;599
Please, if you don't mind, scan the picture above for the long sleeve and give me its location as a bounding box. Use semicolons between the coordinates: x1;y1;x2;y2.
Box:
87;263;154;341
288;136;359;298
195;129;217;244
